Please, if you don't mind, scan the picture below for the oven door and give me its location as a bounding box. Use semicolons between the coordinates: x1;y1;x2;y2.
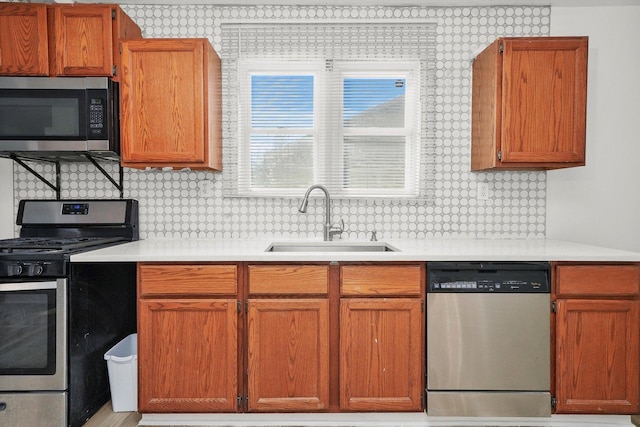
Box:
0;279;67;391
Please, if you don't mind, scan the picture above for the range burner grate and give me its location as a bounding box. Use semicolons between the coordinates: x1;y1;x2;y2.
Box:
0;236;126;253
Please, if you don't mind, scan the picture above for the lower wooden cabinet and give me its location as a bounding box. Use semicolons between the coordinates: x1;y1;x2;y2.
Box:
339;298;423;411
246;299;330;411
554;263;640;414
137;262;425;414
137;263;240;413
138;298;238;412
339;264;425;411
246;264;331;411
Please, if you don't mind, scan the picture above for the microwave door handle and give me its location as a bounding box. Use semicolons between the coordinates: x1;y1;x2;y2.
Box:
0;282;57;292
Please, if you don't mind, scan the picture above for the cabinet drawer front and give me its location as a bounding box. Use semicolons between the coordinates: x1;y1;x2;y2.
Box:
556;265;640;297
341;265;422;296
139;264;237;296
248;265;329;295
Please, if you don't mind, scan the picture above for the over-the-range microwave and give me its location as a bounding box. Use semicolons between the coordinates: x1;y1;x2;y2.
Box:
0;76;119;160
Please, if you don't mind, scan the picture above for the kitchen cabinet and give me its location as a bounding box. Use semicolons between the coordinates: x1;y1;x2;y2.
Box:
471;37;588;170
0;2;141;77
246;265;330;411
339;264;424;411
136;262;424;414
0;3;48;75
119;38;222;171
137;263;240;413
554;263;640;414
47;4;141;77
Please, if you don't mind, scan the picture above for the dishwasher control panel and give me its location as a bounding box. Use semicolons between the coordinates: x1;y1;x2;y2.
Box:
427;262;550;293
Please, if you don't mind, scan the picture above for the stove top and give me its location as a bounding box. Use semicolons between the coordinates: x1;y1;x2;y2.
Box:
0;199;138;278
0;236;128;253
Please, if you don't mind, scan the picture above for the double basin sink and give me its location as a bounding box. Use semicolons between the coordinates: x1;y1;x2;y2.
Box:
266;241;398;252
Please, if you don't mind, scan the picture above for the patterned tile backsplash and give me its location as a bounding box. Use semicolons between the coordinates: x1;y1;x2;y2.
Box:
12;4;550;240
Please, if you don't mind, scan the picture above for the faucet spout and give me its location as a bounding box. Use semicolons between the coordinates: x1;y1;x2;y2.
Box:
298;184;343;241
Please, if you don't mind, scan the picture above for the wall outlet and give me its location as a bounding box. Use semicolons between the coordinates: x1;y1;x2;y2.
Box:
477;182;490;201
198;179;214;197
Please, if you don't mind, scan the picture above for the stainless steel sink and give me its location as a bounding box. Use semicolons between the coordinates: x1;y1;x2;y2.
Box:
265;241;398;252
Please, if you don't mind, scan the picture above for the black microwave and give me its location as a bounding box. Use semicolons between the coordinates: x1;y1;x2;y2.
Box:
0;76;119;160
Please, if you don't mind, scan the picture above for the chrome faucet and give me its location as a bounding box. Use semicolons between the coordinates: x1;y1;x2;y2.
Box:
298;184;344;241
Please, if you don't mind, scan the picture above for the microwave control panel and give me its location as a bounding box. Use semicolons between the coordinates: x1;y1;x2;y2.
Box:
86;89;109;139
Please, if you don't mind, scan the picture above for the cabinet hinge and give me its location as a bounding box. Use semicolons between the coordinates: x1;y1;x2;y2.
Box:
551;395;557;410
237;300;242;314
551;301;556;313
245;299;248;314
111;8;117;20
497;150;502;161
112;65;117;76
421;300;425;313
499;42;504;54
237;395;243;408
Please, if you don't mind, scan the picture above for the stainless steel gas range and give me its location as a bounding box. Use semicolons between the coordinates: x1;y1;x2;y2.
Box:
0;199;139;427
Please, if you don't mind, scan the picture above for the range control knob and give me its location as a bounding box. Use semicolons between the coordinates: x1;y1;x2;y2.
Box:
8;263;23;276
26;263;44;276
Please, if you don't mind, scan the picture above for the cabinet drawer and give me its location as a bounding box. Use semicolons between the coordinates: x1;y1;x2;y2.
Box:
139;264;237;297
341;265;423;296
556;265;640;297
248;265;329;295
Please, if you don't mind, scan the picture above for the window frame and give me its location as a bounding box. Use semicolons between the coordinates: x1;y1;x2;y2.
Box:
237;58;421;198
330;60;420;197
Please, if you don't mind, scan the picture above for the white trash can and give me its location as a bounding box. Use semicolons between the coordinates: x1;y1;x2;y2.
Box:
104;333;138;412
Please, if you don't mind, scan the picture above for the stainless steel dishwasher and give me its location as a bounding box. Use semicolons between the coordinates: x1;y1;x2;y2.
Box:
426;262;551;417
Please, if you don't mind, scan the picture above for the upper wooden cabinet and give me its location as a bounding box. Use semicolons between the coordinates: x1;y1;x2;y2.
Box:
0;3;49;75
471;37;588;171
119;38;222;171
48;4;141;77
0;2;141;77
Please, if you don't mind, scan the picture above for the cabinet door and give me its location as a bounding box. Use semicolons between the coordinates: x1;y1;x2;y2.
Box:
0;3;49;75
247;299;330;411
556;299;640;414
138;298;238;413
48;5;114;76
501;37;587;165
340;298;423;411
120;38;221;170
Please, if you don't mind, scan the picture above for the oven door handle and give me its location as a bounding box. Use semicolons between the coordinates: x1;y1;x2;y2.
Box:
0;281;57;292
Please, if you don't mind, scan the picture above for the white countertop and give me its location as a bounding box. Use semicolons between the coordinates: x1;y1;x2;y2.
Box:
70;238;640;263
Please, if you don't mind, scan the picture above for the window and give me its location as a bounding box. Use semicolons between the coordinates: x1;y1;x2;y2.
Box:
238;60;421;198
